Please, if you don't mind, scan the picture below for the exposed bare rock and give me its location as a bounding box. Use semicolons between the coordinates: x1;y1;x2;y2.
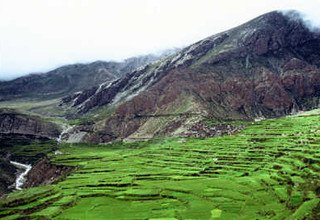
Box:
58;125;92;143
23;158;73;188
0;109;61;139
63;11;320;142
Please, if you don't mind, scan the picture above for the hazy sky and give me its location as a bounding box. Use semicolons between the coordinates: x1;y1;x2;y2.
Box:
0;0;319;80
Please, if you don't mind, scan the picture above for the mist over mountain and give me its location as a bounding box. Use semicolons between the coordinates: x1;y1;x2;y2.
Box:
281;10;320;33
0;5;320;219
61;10;320;142
1;0;320;79
0;51;178;101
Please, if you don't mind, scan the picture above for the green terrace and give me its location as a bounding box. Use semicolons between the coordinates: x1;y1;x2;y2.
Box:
0;112;319;219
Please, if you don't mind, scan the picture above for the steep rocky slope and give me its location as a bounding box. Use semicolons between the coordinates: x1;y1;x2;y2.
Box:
63;10;320;142
0;53;173;101
0;109;61;140
24;158;73;188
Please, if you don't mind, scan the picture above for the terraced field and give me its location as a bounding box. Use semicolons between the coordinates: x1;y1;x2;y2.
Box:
0;112;319;219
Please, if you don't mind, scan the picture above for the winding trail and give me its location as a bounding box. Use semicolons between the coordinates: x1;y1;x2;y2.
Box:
10;161;32;190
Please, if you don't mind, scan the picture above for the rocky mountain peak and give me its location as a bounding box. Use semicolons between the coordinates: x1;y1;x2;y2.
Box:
60;11;320;142
246;11;316;49
195;10;320;66
65;10;320;114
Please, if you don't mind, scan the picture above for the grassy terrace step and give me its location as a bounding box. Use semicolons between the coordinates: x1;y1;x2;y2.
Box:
0;186;59;218
0;186;56;209
1;111;320;219
31;196;78;218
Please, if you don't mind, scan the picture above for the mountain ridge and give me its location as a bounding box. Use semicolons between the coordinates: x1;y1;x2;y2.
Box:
0;52;178;101
62;10;320;142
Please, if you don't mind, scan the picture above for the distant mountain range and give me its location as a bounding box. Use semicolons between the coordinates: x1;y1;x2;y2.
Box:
1;10;320;143
0;51;178;101
61;10;320;142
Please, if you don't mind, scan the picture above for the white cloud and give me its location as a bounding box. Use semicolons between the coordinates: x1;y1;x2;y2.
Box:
0;0;319;79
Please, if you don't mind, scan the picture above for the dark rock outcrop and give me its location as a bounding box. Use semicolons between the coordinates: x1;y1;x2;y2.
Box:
0;158;17;197
24;158;73;188
0;109;61;139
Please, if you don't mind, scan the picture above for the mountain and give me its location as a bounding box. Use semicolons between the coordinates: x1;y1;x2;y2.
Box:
62;10;320;142
0;53;175;101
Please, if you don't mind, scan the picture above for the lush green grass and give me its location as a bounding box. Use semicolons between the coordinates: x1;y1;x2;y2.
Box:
0;98;66;117
0;140;58;164
67;104;116;126
0;99;69;128
1;112;319;219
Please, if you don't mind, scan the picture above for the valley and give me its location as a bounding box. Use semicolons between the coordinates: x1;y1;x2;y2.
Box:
0;111;319;219
0;9;319;220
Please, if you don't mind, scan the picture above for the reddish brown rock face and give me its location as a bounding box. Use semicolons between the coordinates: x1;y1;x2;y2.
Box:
87;65;320;142
65;11;320;142
281;70;320;99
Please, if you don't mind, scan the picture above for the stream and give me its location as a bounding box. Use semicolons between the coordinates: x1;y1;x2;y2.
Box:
57;125;87;143
10;161;32;190
57;125;74;143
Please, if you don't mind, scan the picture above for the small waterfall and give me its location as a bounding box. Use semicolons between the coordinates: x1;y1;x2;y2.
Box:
57;125;74;143
10;161;32;190
57;125;87;143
